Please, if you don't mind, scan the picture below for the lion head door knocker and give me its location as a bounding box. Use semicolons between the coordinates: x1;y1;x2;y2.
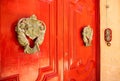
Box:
15;15;46;54
104;28;112;46
82;25;93;46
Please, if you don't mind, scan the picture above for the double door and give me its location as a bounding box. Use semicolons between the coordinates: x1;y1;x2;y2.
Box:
0;0;100;81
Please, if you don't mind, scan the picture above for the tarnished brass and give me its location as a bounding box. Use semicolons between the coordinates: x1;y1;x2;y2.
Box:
82;25;93;46
15;15;46;54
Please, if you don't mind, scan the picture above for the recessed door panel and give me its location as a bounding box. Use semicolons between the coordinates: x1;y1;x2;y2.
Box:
63;0;100;81
0;0;61;81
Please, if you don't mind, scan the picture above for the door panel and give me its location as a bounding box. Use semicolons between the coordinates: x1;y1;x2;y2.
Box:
63;0;100;81
0;0;63;81
0;0;100;81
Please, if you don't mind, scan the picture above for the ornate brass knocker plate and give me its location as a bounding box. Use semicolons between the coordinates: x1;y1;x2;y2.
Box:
82;25;93;46
15;15;46;54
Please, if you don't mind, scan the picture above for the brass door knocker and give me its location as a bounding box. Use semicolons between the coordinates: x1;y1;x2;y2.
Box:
15;15;46;54
82;25;93;46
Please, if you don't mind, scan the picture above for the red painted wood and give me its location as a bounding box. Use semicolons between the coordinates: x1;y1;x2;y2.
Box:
0;0;62;81
0;0;100;81
0;74;19;81
63;0;100;81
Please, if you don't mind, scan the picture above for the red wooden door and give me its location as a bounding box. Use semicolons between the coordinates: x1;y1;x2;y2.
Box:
0;0;100;81
63;0;100;81
0;0;64;81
